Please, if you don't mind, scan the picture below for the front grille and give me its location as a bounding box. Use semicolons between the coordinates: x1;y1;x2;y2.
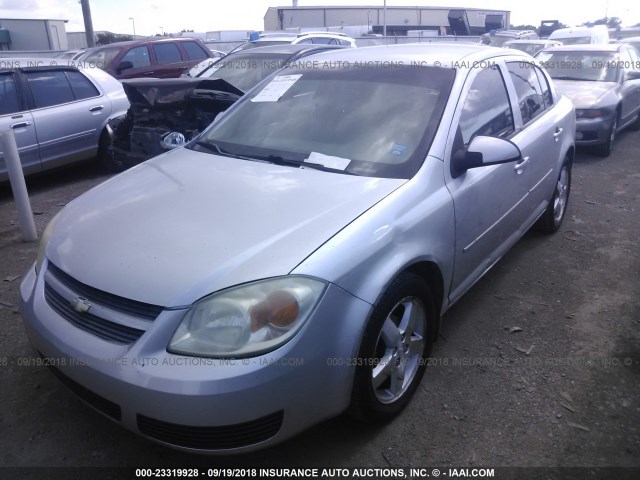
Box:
47;363;121;421
45;283;145;344
137;411;284;450
47;263;163;320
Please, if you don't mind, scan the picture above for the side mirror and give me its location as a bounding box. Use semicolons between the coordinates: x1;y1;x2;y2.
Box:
624;70;640;82
452;136;522;177
116;60;134;73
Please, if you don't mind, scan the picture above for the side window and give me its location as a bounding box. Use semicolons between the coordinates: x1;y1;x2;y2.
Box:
533;66;553;108
458;66;515;147
25;70;75;108
507;61;545;124
121;46;151;69
182;41;209;61
0;72;21;115
153;43;182;64
296;38;313;45
65;70;99;100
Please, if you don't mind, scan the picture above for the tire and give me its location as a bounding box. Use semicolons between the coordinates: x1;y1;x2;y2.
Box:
536;159;571;234
595;114;618;157
98;129;125;172
630;112;640;132
349;272;436;422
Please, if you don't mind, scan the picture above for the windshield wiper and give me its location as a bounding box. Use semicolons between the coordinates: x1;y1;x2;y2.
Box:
253;154;357;175
552;76;592;81
193;141;254;161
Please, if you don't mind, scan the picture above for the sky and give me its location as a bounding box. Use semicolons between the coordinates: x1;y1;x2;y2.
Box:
1;0;639;37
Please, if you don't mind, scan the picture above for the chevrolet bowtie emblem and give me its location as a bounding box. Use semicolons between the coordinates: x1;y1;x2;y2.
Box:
70;297;92;314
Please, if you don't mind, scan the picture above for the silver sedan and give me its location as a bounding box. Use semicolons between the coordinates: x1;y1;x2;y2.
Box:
537;44;640;156
20;44;575;453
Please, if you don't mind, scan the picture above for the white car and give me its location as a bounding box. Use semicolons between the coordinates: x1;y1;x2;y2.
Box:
1;58;129;181
235;32;356;51
21;44;575;453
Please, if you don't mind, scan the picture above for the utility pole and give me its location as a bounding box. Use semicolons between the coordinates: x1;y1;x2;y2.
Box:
80;0;95;47
383;0;387;37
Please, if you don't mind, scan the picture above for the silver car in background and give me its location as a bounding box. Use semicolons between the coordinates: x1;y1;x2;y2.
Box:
0;58;129;181
21;44;575;453
537;44;640;156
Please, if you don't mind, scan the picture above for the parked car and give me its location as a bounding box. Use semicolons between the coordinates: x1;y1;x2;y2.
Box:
104;44;345;170
617;36;640;52
503;39;562;56
0;59;129;182
479;29;538;47
548;25;609;45
53;49;86;60
21;44;575;453
234;31;357;51
537;44;640;155
77;37;213;80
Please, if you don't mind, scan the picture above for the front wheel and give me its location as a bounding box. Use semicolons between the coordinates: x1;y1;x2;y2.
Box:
596;114;618;157
349;272;435;422
535;160;571;234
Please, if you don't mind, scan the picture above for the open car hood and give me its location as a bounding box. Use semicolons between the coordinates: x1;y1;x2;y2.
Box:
121;77;244;110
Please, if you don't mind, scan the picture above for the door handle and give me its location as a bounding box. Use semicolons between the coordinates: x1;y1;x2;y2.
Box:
553;127;563;139
514;156;530;174
10;121;32;129
89;105;104;112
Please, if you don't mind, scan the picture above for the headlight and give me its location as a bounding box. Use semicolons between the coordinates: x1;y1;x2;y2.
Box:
168;277;326;358
35;211;61;274
576;109;604;119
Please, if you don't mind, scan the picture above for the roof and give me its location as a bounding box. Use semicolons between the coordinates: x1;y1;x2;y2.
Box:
283;43;528;69
82;36;204;51
542;44;623;53
227;44;343;56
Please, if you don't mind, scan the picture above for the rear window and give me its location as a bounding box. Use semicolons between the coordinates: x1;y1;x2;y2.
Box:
65;70;99;100
182;41;209;60
153;43;183;64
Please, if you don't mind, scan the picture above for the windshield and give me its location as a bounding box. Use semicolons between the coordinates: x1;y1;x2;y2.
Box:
192;64;455;179
508;43;545;55
489;36;516;47
198;53;292;91
78;47;121;70
537;52;619;82
556;37;592;45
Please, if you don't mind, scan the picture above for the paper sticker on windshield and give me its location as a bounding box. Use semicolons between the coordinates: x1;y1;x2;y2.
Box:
305;152;351;171
251;74;302;102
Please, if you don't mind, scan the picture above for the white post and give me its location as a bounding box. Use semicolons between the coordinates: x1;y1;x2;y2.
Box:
383;0;387;37
1;130;37;242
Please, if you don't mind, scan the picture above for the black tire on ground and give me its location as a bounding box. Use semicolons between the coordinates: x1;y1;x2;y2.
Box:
349;272;436;422
98;130;125;172
595;114;618;157
535;158;572;234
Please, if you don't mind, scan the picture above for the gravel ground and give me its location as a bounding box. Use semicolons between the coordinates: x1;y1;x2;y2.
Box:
0;129;638;480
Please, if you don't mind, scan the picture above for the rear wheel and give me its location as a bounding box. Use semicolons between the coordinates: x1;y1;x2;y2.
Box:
536;159;571;233
350;273;435;422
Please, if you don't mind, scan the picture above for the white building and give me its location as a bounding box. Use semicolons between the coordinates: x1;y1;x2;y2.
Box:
264;5;510;36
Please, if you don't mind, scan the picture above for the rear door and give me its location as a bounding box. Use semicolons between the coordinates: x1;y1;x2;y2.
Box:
24;68;106;169
0;70;40;179
151;42;188;77
504;60;563;211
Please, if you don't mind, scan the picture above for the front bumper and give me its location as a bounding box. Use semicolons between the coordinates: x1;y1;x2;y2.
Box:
575;115;615;146
20;262;372;453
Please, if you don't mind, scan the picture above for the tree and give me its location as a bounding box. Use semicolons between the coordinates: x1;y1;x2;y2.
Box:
95;32;133;45
581;17;621;28
511;24;537;31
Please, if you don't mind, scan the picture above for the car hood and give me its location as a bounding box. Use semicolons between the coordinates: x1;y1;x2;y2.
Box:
47;149;405;307
553;80;617;108
121;77;244;111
